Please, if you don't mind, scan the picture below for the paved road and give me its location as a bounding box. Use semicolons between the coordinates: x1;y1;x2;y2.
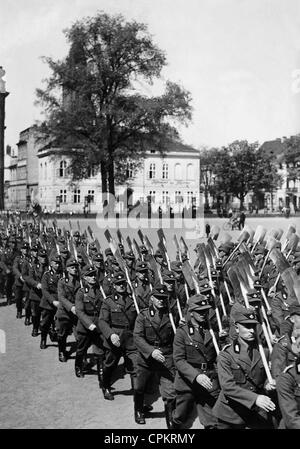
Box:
0;299;200;429
0;216;298;429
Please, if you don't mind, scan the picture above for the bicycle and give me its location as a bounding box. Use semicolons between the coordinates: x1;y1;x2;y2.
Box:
223;217;240;231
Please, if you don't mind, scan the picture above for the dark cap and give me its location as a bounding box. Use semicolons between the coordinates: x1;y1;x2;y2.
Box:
289;303;300;317
66;258;79;267
151;284;168;300
92;253;104;262
31;244;39;252
73;231;80;237
170;261;182;272
82;266;97;277
231;304;258;324
60;246;69;254
136;261;148;272
118;243;124;251
188;294;212;313
21;242;30;249
50;254;61;263
58;237;65;244
124;251;135;260
254;245;266;256
38;249;48;258
198;279;211;293
154;249;163;258
162;270;176;282
139;245;147;253
105;248;113;257
113;272;127;284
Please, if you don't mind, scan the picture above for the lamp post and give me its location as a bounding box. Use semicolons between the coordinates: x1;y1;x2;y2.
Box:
0;67;9;210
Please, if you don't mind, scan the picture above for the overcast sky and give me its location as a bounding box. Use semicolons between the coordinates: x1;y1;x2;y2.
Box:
1;0;300;149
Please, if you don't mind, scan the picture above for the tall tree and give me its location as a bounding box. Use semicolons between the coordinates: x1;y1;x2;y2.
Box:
214;140;281;210
36;13;192;207
283;135;300;182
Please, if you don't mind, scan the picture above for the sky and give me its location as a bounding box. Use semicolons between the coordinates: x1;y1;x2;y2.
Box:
1;0;300;150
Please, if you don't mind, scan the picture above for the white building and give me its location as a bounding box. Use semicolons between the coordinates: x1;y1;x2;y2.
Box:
37;142;200;214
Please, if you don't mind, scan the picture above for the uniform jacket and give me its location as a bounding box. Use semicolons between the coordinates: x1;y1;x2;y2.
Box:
213;339;269;426
75;285;104;334
277;365;300;429
57;276;81;317
133;278;151;310
40;269;61;310
270;291;291;332
0;248;17;271
24;262;48;302
271;335;299;379
21;257;32;293
173;322;219;395
99;291;137;350
134;304;178;367
12;254;27;288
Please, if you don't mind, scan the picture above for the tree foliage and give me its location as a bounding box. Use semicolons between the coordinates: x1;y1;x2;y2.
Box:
283;135;300;181
36;12;192;204
202;140;282;210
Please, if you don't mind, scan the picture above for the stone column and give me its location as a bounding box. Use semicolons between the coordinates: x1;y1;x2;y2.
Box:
0;67;9;210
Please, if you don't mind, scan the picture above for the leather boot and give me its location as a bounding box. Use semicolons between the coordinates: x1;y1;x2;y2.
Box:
16;311;22;319
164;399;176;429
31;317;39;337
58;338;68;362
49;327;58;342
102;367;114;400
102;388;114;400
134;392;146;425
40;332;47;349
25;309;31;325
96;358;104;389
75;354;84;378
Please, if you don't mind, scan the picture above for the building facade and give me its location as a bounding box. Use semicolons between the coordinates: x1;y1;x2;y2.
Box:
5;127;39;210
37;142;200;214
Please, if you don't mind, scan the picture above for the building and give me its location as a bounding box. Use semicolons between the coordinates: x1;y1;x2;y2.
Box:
37;141;200;214
6;127;39;210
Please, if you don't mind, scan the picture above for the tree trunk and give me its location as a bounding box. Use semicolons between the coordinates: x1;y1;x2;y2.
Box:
107;154;115;213
240;196;245;211
100;161;108;211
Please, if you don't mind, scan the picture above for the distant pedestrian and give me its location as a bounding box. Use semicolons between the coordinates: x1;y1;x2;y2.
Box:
239;212;246;230
205;223;210;239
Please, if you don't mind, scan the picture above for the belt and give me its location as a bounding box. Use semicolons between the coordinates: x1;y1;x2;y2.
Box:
113;324;130;330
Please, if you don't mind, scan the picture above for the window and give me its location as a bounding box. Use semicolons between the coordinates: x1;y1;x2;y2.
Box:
60;189;67;203
162;191;169;205
87;165;97;178
175;163;182;180
148;163;156;179
126;162;134;179
175;191;183;204
187;191;194;204
149;191;156;203
162;163;168;179
73;189;81;203
88;190;95;203
187;163;194;180
59;160;67;177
